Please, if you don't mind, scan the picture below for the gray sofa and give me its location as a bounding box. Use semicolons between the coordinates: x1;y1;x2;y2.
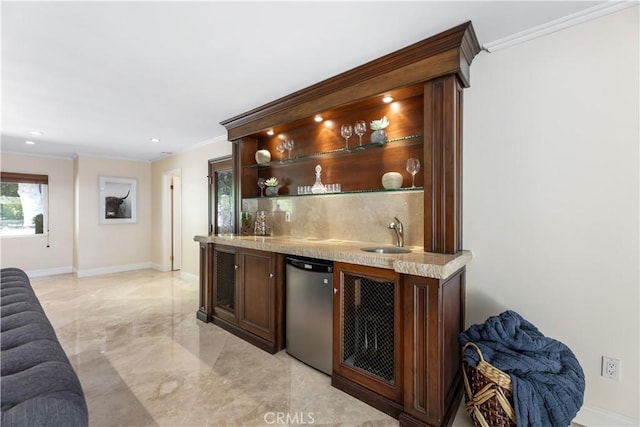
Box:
1;268;88;426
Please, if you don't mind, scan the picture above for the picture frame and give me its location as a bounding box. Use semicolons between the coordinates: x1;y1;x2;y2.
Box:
99;176;137;224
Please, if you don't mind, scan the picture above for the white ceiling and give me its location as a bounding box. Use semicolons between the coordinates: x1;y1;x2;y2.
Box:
1;0;626;162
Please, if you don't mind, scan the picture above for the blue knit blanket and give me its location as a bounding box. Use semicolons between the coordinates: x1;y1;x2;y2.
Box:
459;310;585;427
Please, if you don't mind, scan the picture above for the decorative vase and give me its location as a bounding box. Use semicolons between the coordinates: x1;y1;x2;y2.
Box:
265;186;279;197
371;129;387;143
254;210;270;236
255;149;271;164
382;172;403;189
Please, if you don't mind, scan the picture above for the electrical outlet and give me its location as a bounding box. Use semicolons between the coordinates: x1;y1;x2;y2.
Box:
602;356;621;380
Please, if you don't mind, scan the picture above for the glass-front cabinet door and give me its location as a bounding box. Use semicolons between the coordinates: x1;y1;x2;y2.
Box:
209;156;234;235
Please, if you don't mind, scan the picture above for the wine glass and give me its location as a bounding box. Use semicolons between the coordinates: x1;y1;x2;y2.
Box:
406;158;421;188
257;178;266;197
354;120;366;146
276;141;286;162
340;124;353;149
284;139;294;159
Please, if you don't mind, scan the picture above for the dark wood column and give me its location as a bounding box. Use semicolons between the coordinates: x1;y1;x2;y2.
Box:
197;242;214;322
423;74;464;254
400;268;466;427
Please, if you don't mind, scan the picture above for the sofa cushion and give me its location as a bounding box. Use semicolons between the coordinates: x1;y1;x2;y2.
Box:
1;268;88;427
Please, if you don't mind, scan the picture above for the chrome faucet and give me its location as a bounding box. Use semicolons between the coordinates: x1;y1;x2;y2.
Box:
388;217;404;247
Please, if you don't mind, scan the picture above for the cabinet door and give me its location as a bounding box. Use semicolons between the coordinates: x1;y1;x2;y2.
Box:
238;248;276;342
208;156;234;234
212;245;238;324
333;262;403;404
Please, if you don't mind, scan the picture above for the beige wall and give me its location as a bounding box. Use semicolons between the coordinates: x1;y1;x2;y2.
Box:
464;7;638;421
150;138;232;277
2;143;226;278
74;155;152;276
0;153;74;275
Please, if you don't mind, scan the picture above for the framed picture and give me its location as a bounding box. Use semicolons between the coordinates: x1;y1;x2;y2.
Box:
99;176;137;224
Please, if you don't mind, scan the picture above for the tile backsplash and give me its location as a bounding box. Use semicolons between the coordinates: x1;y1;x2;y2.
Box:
243;190;424;247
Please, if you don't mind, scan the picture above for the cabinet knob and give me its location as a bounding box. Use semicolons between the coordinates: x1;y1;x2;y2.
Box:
269;273;275;278
333;288;338;294
234;265;238;270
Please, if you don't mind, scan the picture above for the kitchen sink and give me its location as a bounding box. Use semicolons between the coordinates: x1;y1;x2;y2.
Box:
361;247;412;254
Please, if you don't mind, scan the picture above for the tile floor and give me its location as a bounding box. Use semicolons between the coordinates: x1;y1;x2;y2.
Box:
30;269;474;427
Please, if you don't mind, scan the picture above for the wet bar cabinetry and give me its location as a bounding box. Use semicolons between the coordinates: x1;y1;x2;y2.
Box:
332;262;466;427
197;243;285;354
203;21;480;427
196;235;471;427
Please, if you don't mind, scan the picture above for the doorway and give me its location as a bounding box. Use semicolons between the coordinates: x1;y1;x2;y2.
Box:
170;175;182;271
162;169;182;272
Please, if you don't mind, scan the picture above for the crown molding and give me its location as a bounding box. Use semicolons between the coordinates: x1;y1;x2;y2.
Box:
483;1;638;52
0;149;75;161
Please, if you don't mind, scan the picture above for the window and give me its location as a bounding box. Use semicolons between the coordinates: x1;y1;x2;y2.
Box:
0;172;48;237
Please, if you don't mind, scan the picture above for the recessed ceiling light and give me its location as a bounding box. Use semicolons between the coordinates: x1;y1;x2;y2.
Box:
314;114;323;122
266;129;274;136
382;95;394;103
29;131;43;136
25;140;35;145
151;138;160;143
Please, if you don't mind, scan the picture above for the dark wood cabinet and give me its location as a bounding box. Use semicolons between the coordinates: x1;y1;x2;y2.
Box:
237;248;277;343
330;262;466;427
198;243;284;354
332;263;404;416
198;240;466;426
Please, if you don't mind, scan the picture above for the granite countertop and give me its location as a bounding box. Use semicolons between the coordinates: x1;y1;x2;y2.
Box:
194;234;472;280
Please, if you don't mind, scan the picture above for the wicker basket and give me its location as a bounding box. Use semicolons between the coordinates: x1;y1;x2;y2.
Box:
462;342;517;427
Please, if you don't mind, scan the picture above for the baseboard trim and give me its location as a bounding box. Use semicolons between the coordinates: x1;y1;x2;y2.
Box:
573;404;639;427
75;262;152;278
150;263;169;272
25;266;73;278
